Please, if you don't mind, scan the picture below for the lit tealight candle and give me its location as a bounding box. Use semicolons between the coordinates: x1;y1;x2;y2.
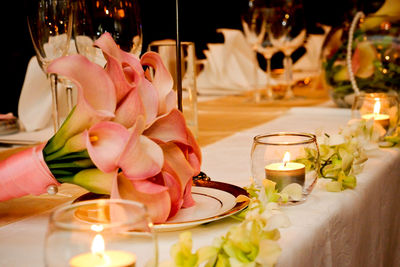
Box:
70;230;136;267
361;98;390;129
265;152;305;191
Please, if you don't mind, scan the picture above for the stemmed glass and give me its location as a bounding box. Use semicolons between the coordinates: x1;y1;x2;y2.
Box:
241;1;277;101
74;0;143;64
268;0;306;99
27;0;73;132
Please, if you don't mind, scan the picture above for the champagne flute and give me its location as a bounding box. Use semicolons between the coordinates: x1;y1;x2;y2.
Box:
241;0;263;102
242;1;277;101
268;0;306;99
74;0;143;64
27;0;73;132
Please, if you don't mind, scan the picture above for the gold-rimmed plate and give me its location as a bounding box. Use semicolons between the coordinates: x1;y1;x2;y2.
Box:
155;180;249;232
74;180;249;232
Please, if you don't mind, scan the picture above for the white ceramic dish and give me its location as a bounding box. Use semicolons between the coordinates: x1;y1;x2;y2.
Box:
154;180;249;232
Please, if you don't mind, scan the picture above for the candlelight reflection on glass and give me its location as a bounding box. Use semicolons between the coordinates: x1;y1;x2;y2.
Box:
45;199;158;267
251;132;320;203
351;92;399;138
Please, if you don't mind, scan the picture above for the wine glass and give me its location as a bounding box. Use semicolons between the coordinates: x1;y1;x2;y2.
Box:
268;0;306;99
27;0;73;132
45;199;158;267
241;1;277;101
74;0;143;65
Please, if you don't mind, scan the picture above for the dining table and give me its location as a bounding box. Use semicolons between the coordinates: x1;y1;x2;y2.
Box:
0;83;399;267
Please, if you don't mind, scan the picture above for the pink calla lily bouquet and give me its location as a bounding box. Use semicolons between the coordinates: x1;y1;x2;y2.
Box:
0;33;201;223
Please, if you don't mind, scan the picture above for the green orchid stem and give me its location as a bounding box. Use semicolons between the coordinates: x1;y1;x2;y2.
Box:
45;146;79;162
319;154;334;178
56;176;75;183
51;170;75;177
43;106;77;155
45;150;90;163
47;159;94;169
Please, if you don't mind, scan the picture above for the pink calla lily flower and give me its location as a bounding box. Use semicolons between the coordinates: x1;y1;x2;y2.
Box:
94;33;159;127
160;142;197;210
118;117;164;179
141;51;176;116
45;55;116;154
85;121;130;173
144;109;202;174
112;174;171;223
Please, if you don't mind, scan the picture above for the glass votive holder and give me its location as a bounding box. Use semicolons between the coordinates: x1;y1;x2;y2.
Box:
44;199;158;267
351;92;399;137
251;132;320;203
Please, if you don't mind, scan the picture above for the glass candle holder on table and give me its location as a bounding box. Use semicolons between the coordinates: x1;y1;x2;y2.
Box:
251;132;320;204
44;199;158;267
351;92;399;138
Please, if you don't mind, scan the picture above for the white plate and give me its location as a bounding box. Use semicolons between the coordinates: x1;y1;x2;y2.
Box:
154;180;249;232
74;180;249;232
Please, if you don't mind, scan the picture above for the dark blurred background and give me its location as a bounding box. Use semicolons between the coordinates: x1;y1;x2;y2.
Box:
4;0;384;116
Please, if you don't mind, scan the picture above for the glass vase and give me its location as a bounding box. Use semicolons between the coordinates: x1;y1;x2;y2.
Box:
321;14;400;108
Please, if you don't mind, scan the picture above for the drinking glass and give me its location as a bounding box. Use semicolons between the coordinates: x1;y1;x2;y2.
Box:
268;0;306;99
241;1;277;101
44;199;158;267
241;0;263;102
148;40;198;138
74;0;142;65
27;0;73;132
251;132;319;203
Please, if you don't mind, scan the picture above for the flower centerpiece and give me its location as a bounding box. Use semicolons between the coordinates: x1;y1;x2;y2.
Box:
0;33;201;223
321;0;400;107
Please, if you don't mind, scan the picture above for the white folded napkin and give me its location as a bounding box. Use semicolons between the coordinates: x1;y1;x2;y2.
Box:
18;39;82;132
197;27;331;93
293;25;331;76
18;56;53;132
197;28;268;93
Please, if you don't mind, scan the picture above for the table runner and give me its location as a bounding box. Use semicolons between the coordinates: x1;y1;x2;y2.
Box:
0;87;329;227
1;105;399;267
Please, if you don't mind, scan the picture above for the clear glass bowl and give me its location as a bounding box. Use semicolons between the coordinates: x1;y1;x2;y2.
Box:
44;199;158;267
251;132;320;203
351;92;399;138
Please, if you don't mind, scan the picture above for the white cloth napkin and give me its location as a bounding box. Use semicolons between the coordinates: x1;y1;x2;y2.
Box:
18;57;53;132
197;28;268;93
292;25;331;81
197;27;330;93
18;40;84;132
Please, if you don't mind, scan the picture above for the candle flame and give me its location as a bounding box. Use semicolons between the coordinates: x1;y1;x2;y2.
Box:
91;224;104;232
282;152;291;167
91;234;105;256
373;98;381;115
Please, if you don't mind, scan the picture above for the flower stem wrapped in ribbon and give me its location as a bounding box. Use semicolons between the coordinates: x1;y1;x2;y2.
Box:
0;33;201;223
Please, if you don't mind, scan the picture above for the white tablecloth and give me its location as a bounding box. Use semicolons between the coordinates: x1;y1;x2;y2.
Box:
1;107;399;267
